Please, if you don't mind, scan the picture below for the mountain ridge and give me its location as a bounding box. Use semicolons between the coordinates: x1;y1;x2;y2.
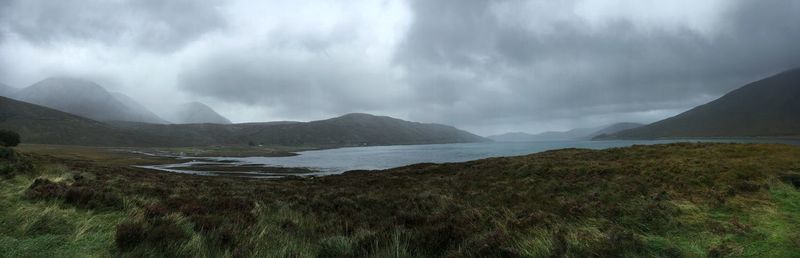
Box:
599;68;800;139
0;97;487;147
13;77;167;124
168;102;232;124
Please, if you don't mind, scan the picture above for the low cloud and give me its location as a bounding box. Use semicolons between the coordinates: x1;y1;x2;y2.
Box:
1;0;799;135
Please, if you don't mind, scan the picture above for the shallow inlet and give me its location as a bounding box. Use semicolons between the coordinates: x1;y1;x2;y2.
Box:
136;138;800;178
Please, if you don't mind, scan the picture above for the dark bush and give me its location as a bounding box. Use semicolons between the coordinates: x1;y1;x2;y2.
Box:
318;236;354;258
63;187;124;210
465;229;520;258
0;130;20;147
0;147;16;161
0;165;13;178
115;222;146;251
147;220;189;249
779;171;800;189
25;178;67;199
143;203;168;218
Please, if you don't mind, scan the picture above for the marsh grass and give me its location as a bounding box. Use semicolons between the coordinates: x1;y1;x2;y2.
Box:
1;143;800;257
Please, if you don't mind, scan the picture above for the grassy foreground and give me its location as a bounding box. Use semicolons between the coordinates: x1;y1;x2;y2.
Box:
1;143;800;257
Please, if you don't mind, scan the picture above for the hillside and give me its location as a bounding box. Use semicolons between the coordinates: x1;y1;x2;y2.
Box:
0;98;486;147
0;96;159;146
110;92;169;124
112;113;488;147
168;102;231;124
0;83;15;97
3;143;800;256
14;77;166;124
488;127;599;142
601;68;800;139
584;122;643;139
489;122;642;142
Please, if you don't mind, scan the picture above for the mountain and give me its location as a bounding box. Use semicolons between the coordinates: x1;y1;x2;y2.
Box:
488;127;600;142
489;122;644;142
0;96;159;146
110;92;169;124
0;83;16;97
112;113;488;147
243;113;488;146
0;97;486;147
487;132;542;142
14;77;166;124
584;122;643;139
168;102;231;124
599;68;800;139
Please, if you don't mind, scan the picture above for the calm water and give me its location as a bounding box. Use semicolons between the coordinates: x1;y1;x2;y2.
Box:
180;138;800;176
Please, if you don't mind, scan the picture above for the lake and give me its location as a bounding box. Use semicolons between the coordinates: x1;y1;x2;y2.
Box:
138;138;800;177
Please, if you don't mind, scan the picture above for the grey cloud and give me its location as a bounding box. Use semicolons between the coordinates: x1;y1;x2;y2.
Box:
3;0;800;135
394;0;800;129
178;44;403;119
0;0;226;52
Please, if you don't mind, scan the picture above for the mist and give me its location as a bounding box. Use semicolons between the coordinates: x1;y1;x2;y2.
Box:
1;0;799;135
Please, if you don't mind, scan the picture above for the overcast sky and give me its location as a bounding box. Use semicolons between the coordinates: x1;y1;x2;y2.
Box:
1;0;799;135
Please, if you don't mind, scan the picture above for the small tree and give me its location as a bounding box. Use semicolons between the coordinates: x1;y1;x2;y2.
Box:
0;130;20;147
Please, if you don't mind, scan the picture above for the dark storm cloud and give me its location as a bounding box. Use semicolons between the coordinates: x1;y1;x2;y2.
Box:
3;0;800;134
392;0;800;127
177;37;404;118
0;0;226;52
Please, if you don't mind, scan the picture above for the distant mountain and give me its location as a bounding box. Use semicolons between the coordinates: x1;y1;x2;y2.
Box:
113;113;488;147
168;102;231;124
14;77;166;124
0;98;486;147
488;127;600;142
487;132;541;142
244;113;488;146
584;122;643;139
110;92;170;124
0;83;16;97
489;122;643;142
599;68;800;139
0;96;158;146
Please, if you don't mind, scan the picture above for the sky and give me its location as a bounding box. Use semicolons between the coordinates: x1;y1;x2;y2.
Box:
1;0;799;135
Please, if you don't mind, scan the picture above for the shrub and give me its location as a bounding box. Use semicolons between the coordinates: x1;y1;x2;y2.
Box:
147;220;189;249
0;129;20;147
115;222;146;251
318;236;354;258
0;147;15;160
63;187;124;210
0;164;12;178
25;178;67;200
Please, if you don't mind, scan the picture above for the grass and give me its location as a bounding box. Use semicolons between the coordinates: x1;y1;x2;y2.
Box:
0;167;126;258
0;143;799;257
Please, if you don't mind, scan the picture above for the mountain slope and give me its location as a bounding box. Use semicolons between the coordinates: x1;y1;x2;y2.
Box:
0;96;160;146
243;113;488;146
14;77;166;123
486;132;543;142
602;68;800;139
488;127;601;142
1;97;487;147
0;83;16;97
584;122;643;139
488;123;643;142
110;92;169;124
169;102;231;124
112;113;488;147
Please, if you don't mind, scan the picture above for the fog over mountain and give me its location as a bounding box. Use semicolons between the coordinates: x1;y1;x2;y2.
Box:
168;102;232;124
13;77;167;124
1;1;800;134
0;83;15;97
488;122;643;142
